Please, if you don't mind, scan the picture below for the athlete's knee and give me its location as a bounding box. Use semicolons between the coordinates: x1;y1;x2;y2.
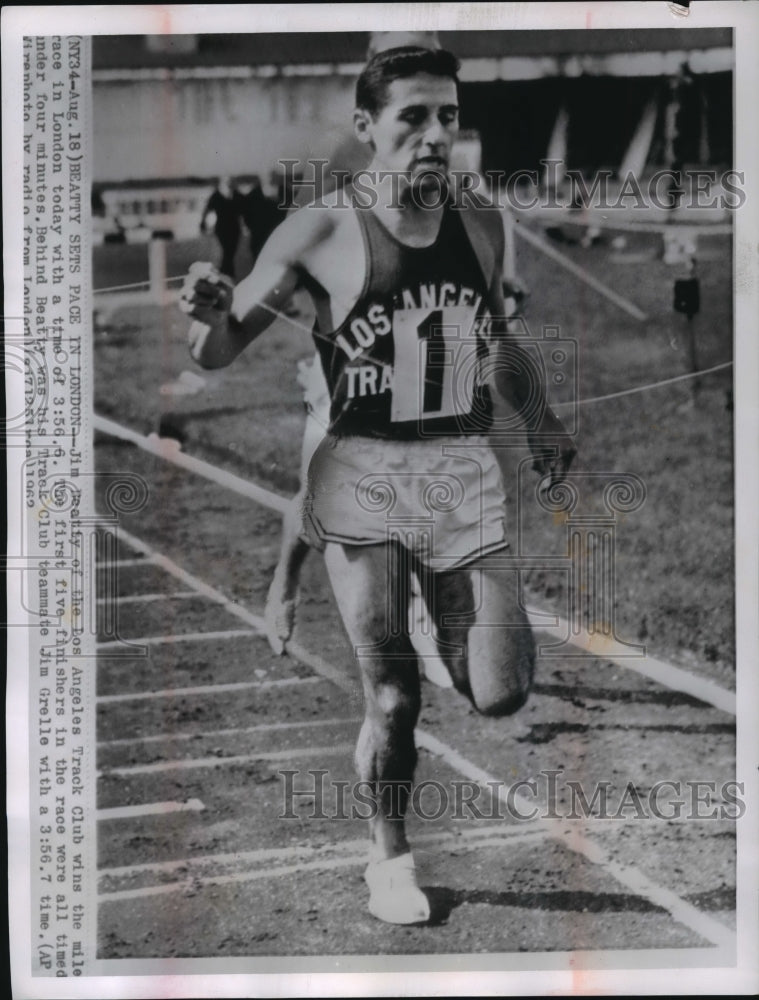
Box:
367;678;420;731
468;642;535;717
472;684;530;717
355;693;419;783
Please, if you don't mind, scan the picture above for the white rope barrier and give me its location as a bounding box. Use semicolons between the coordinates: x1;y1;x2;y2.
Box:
554;360;732;409
94;275;185;296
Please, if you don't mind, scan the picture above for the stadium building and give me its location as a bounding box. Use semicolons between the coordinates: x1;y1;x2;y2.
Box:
92;29;732;237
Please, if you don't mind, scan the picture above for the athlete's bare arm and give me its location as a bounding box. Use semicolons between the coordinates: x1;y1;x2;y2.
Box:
474;206;577;480
180;199;364;369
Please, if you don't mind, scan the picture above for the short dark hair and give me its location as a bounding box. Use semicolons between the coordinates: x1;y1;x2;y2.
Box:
355;46;460;117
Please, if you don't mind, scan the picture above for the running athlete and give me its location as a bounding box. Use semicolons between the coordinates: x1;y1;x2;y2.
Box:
264;353;454;688
181;46;576;925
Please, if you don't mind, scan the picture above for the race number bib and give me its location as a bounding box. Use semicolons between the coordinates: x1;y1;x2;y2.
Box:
390;306;479;423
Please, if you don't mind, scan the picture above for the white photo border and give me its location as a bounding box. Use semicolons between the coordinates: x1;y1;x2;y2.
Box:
4;3;758;997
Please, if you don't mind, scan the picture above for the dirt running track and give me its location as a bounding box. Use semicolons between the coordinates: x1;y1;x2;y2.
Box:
93;437;736;965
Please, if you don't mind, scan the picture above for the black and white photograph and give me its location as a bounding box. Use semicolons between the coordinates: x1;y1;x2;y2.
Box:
5;3;759;997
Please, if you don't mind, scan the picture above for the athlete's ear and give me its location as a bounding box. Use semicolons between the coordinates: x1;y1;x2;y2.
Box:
353;108;375;146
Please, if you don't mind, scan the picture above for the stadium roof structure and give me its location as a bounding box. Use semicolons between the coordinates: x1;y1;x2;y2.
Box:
93;28;732;79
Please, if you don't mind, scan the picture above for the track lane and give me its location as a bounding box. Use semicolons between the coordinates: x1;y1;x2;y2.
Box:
95;524;736;954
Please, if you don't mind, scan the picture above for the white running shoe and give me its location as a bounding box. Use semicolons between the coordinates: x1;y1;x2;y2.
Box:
159;370;207;397
364;853;430;925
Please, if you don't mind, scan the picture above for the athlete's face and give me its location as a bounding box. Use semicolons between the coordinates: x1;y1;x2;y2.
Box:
356;73;459;190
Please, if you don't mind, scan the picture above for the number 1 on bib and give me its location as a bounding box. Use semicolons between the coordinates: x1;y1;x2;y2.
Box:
390;305;479;424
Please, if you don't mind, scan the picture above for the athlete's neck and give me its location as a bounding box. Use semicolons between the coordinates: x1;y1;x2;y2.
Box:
358;167;447;248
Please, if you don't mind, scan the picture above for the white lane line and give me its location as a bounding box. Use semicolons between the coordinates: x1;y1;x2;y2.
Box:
113;526;360;696
100;845;371;886
97;799;205;821
99;743;356;777
96;591;198;605
97;840;732;933
559;827;736;951
98;433;728;714
97;716;361;748
95;413;291;514
114;527;266;624
98;823;553;897
417;730;735;950
526;606;736;716
99;855;377;903
276;637;360;699
99;822;735;943
100;823;550;879
97;675;323;705
97;628;258;649
100;530;735;947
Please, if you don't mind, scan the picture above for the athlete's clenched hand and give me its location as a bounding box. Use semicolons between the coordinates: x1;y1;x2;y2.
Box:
529;408;577;488
179;262;235;362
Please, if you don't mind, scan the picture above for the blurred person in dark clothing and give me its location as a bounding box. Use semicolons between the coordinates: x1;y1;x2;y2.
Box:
236;176;281;265
201;176;241;278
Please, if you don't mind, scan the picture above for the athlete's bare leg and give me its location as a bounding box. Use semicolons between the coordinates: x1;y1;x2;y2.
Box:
323;540;430;923
264;397;324;655
422;553;535;715
264;490;310;654
324;540;419;858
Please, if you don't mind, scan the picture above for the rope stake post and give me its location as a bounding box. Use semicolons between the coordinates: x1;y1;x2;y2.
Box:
673;266;702;398
148;233;172;305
